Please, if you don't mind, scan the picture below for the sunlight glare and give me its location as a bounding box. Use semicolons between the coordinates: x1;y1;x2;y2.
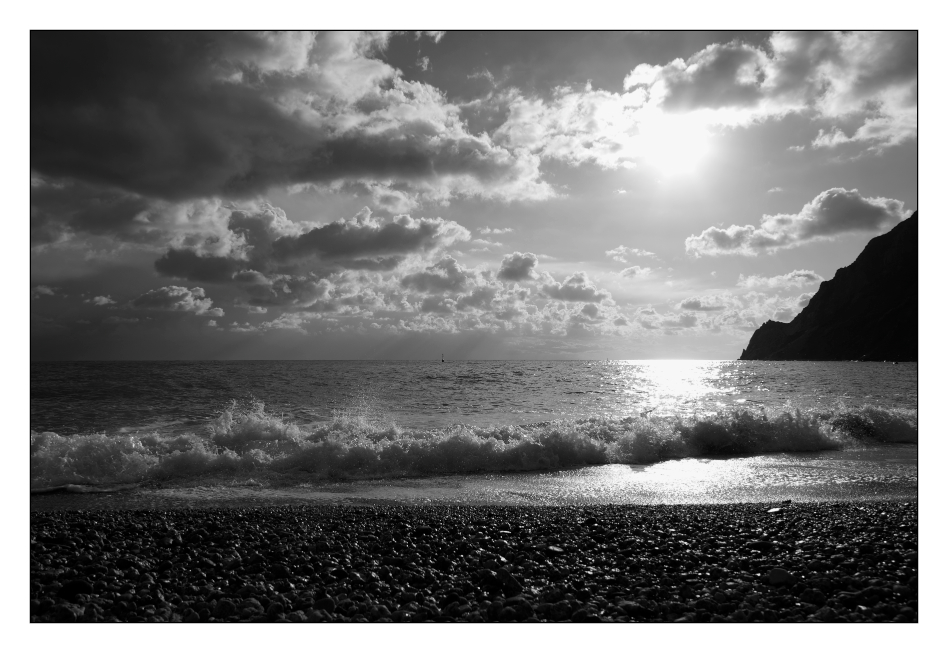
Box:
618;359;723;416
635;114;711;177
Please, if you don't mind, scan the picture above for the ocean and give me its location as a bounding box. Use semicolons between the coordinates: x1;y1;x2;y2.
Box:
30;360;918;505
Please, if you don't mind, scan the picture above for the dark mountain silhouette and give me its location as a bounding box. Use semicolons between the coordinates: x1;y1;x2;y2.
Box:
739;211;917;362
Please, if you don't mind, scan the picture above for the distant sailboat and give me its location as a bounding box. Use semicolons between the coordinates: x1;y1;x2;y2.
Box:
441;354;445;363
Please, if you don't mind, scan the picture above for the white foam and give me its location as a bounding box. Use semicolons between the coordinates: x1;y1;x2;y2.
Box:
29;401;917;489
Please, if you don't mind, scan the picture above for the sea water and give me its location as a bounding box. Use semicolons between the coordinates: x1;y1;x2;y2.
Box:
30;360;918;504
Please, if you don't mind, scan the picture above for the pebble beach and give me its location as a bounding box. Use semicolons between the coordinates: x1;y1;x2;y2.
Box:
30;501;918;623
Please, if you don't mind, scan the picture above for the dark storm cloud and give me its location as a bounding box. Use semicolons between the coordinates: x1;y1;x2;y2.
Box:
154;249;243;284
686;188;911;256
497;251;538;281
31;31;546;203
30;179;156;247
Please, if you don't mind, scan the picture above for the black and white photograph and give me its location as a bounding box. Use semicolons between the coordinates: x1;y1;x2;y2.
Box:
24;11;926;636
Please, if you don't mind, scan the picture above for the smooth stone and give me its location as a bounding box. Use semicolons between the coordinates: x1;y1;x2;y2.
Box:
769;568;795;586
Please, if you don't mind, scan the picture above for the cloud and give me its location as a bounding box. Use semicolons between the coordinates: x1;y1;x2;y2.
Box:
492;86;648;169
85;295;116;306
151;206;470;309
498;251;539;281
685;188;911;256
624;31;916;149
479;227;513;235
580;303;600;319
679;297;726;311
260;313;312;333
270;210;470;263
772;307;795;321
415;31;445;43
541;272;611;303
812;127;852;149
31;285;55;299
661;313;698;329
620;266;653;279
487;32;915;177
767;187;784;193
606;245;657;263
130;286;224;316
401;256;476;293
737;270;824;289
31;31;553;206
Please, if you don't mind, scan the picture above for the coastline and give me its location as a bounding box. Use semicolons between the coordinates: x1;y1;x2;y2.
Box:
31;501;918;623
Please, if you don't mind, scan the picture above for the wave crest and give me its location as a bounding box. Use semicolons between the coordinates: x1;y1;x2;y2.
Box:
30;402;917;489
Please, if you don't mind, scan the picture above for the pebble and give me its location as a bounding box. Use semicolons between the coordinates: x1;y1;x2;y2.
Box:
768;568;795;586
29;502;917;623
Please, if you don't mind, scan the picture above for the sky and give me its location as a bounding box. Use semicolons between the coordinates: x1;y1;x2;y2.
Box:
29;30;918;360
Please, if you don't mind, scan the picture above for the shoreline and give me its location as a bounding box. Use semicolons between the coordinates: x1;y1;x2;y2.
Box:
31;500;918;623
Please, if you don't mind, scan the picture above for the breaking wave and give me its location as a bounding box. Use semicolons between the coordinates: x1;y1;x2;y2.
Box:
30;399;917;490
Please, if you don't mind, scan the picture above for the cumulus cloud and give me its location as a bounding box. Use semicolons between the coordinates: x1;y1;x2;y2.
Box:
145;205;472;309
31;31;553;206
130;286;224;316
606;245;657;262
737;270;824;289
620;266;653;279
151;205;468;279
679;297;726;311
624;31;916;149
401;256;476;293
541;272;611;303
487;32;915;176
479;227;513;235
498;251;539;281
685;188;911;256
661;313;698;329
767;187;784;193
271;210;470;263
85;295;115;306
31;285;55;299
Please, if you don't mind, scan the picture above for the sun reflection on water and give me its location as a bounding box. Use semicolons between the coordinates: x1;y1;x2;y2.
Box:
613;360;732;417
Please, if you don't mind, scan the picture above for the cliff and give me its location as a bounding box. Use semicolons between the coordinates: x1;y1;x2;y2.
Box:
739;211;918;362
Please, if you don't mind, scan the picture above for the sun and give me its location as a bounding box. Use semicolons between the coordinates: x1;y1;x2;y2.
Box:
635;113;712;177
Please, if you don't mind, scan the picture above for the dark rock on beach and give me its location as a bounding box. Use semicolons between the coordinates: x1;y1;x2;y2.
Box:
740;211;917;362
30;502;917;623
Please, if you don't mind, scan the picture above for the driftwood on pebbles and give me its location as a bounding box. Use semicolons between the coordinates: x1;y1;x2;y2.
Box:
30;502;918;623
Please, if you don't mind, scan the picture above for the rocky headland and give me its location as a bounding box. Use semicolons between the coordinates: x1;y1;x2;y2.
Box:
31;502;918;623
740;212;917;361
